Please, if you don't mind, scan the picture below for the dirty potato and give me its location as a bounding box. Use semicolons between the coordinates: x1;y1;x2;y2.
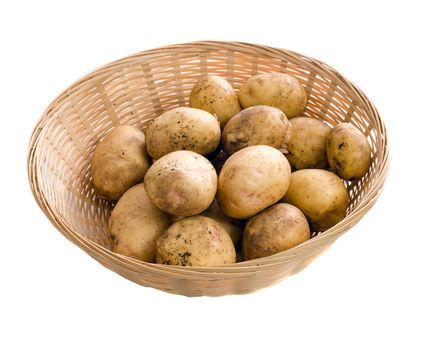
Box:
282;169;349;231
327;123;372;180
144;150;217;217
201;198;243;246
286;117;332;170
189;75;241;128
222;105;291;155
238;72;307;118
242;203;310;260
156;216;236;266
109;183;171;262
91;125;150;201
145;107;220;159
218;145;291;219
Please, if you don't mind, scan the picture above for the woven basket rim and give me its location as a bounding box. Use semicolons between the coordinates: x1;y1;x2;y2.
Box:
27;40;390;275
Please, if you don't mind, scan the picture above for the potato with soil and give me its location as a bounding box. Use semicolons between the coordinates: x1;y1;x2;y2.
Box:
222;105;291;155
170;198;244;247
189;75;241;128
144;150;217;217
218;145;291;219
109;183;171;262
201;198;243;246
242;203;310;260
238;72;307;118
145;107;220;159
91;125;150;201
286;117;332;170
282;169;349;231
327;123;371;180
156;216;236;266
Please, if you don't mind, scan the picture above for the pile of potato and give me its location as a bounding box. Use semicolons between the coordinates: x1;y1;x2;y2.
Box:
91;72;372;266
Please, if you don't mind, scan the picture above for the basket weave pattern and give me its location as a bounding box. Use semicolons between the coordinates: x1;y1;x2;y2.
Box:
28;41;389;296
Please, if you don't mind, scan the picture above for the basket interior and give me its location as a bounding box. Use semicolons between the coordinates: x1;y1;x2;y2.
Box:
31;43;384;249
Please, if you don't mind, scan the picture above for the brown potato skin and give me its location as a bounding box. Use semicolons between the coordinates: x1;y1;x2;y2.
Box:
222;105;291;155
218;145;291;219
156;216;236;266
242;203;310;260
286;117;332;170
238;72;307;118
282;169;349;231
189;76;241;128
109;183;171;262
327;123;372;180
144;150;217;217
91;125;150;201
201;198;243;246
145;107;221;159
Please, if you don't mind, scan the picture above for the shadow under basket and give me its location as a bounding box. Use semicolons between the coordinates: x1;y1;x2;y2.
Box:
27;41;390;297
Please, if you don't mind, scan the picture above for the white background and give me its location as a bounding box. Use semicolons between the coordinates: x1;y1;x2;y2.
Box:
1;1;425;349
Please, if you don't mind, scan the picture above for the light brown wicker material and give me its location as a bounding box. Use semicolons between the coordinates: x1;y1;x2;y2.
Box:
27;41;389;296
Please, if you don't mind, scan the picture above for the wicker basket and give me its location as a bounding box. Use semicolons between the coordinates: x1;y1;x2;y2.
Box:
27;41;389;296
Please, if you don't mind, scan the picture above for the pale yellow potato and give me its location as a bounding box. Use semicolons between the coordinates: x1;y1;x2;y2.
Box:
327;123;372;180
189;75;241;128
222;105;291;155
286;117;332;170
238;72;307;118
217;145;291;219
242;203;310;260
201;198;243;246
109;183;171;262
91;125;150;201
156;216;236;266
282;169;349;231
172;198;244;247
145;107;220;159
144;150;217;217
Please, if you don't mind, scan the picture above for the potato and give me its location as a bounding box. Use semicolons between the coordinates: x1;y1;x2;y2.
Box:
145;107;220;159
171;200;244;247
238;72;307;118
286;117;332;170
156;216;236;266
327;123;372;180
218;145;291;219
189;75;241;128
201;198;243;246
109;183;171;262
242;203;310;260
282;169;349;231
144;150;217;217
222;105;291;155
91;125;150;201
